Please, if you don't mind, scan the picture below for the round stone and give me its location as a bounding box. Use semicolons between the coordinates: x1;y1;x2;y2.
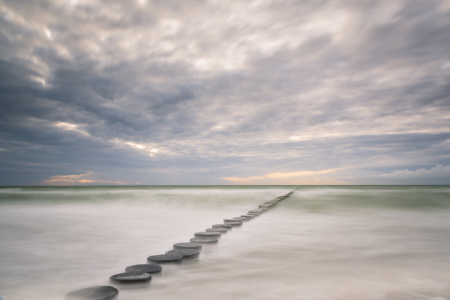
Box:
241;215;254;218
65;286;118;300
147;254;182;264
224;219;243;224
190;237;218;243
195;232;221;238
125;264;162;274
206;227;227;233
110;272;151;284
235;216;252;219
212;224;233;229
174;242;202;250
224;221;242;227
232;217;249;222
247;212;260;215
166;249;200;258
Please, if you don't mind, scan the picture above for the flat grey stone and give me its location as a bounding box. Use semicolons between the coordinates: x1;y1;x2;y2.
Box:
247;212;260;215
223;221;242;226
224;219;243;224
248;210;264;213
206;227;227;233
195;231;221;238
110;272;151;284
212;224;233;229
232;217;249;222
147;254;182;264
125;264;162;274
66;286;118;300
241;215;254;218
190;237;218;243
166;249;200;258
173;242;202;250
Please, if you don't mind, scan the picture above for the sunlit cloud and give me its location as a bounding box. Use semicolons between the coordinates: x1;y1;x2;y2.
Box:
45;29;52;39
127;142;144;149
54;122;90;136
223;168;348;185
43;171;136;185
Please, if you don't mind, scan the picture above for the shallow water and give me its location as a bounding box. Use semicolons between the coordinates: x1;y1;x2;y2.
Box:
0;186;449;300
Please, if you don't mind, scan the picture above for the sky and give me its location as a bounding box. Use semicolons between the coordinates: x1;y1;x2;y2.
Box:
0;0;449;185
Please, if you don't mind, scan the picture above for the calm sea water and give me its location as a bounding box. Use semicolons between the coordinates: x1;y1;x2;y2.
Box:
0;186;449;300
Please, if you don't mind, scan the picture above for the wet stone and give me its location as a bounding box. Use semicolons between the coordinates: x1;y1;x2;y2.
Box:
65;286;119;300
212;224;233;229
224;221;242;227
147;254;182;264
190;237;218;243
110;272;151;284
195;231;221;239
247;212;260;216
125;264;162;274
235;216;251;219
232;217;249;222
166;249;200;258
224;219;243;224
174;242;202;250
206;227;227;233
241;215;254;218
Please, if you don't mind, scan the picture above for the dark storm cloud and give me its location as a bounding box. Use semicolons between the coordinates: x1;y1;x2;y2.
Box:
0;0;449;185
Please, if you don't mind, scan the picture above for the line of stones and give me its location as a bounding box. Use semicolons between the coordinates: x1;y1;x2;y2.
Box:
65;191;294;300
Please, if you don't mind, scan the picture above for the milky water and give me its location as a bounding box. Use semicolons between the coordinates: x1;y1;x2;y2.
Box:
0;186;450;300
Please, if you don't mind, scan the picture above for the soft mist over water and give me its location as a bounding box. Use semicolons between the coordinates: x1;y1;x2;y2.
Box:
0;186;449;300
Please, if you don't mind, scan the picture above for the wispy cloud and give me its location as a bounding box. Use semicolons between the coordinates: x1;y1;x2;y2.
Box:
379;165;450;183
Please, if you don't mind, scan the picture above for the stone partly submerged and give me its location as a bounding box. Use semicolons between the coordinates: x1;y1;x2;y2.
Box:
109;271;151;284
232;217;250;222
212;224;233;229
248;209;264;214
147;254;183;264
223;221;242;227
65;286;118;300
206;227;228;233
166;249;200;258
173;242;202;250
194;231;221;239
190;237;218;243
224;219;243;224
125;264;162;274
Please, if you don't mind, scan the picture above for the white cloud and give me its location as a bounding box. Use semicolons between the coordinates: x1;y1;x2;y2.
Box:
380;165;450;179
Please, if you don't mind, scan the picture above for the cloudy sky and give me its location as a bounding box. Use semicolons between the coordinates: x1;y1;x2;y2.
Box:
0;0;449;185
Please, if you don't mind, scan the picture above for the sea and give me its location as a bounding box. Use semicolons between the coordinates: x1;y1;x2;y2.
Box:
0;186;449;300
